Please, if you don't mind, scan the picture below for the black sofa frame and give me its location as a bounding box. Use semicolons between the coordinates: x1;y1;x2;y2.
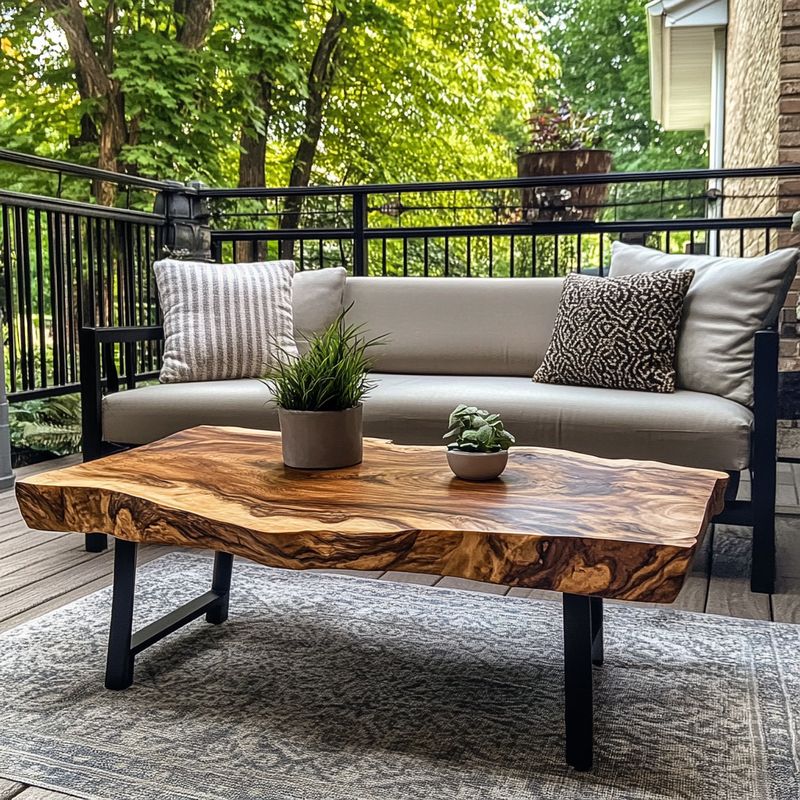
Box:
78;324;781;594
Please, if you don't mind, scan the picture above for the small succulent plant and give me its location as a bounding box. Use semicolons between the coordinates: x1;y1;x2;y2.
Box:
443;405;515;453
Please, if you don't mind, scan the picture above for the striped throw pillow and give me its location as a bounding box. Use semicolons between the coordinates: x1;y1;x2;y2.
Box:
154;258;298;383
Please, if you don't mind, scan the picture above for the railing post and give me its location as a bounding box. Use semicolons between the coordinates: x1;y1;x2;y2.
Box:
352;191;368;276
0;319;14;490
154;180;212;262
751;328;779;594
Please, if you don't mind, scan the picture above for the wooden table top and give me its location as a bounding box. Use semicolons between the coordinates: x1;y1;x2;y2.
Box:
16;426;727;602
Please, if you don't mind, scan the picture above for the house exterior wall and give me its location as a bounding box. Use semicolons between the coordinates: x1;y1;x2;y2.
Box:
724;0;780;225
725;0;800;373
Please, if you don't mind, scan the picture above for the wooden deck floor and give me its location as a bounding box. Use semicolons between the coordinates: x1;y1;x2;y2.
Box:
0;456;798;799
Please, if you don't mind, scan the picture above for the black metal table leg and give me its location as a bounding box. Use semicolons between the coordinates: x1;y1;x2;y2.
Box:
206;552;233;624
103;540;234;690
563;593;593;771
590;596;604;667
85;533;108;552
105;539;137;690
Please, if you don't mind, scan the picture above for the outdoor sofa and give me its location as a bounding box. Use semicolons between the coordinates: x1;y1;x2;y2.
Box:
79;243;800;593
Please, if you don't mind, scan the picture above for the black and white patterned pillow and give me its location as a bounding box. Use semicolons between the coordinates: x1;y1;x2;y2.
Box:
533;269;694;393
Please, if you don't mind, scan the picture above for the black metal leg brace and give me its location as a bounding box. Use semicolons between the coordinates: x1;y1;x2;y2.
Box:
563;593;595;771
105;540;234;690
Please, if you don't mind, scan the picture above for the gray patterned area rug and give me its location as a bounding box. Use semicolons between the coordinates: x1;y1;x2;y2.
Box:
0;552;798;800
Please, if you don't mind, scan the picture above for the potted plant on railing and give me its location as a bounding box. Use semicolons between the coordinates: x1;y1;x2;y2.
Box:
267;309;383;470
443;405;515;481
516;99;612;221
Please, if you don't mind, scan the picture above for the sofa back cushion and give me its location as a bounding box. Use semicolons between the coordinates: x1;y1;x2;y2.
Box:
343;276;564;375
609;242;799;405
292;267;347;352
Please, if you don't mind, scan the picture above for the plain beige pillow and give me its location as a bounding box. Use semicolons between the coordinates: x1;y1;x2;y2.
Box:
292;267;347;350
609;242;798;406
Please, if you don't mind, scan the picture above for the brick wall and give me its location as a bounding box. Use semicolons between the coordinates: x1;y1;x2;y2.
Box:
779;1;800;372
724;0;800;372
724;0;780;234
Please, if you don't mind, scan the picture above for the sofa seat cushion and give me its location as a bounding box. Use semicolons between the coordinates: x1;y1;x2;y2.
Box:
362;375;751;471
104;374;752;471
103;380;280;447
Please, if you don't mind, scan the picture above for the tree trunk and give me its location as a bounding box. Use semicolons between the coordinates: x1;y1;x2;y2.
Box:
46;0;216;205
45;0;125;204
280;7;347;259
175;0;215;50
237;78;272;262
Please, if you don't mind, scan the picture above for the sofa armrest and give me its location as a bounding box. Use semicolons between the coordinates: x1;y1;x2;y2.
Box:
79;325;165;461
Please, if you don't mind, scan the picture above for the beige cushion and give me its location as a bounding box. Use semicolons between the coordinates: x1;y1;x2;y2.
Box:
609;242;799;405
292;267;346;350
103;374;752;471
104;380;279;445
343;277;564;375
155;258;297;382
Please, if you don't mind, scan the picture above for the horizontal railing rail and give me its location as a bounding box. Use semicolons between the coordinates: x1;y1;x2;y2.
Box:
198;164;800;198
0;148;177;192
215;216;795;241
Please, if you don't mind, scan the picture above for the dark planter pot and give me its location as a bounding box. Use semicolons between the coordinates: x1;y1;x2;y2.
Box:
278;404;363;470
516;149;613;221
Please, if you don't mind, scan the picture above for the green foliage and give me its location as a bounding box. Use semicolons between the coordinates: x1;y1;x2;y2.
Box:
529;0;707;173
443;405;515;453
266;308;384;411
9;394;81;456
521;100;603;153
307;0;557;185
0;0;557;195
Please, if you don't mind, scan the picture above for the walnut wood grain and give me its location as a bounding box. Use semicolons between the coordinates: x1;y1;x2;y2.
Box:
16;426;727;603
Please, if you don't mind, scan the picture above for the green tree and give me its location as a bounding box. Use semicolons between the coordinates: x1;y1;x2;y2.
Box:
530;0;707;172
0;0;223;202
1;0;556;202
280;0;556;187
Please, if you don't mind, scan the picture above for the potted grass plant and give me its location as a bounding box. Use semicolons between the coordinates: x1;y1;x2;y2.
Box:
516;99;611;221
443;405;515;481
267;308;382;469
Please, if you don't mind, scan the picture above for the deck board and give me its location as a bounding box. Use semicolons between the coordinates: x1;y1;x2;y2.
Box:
0;779;25;800
1;455;798;797
14;788;76;800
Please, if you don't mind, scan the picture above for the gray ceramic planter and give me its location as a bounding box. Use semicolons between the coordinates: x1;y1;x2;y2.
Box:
278;404;363;470
446;449;508;481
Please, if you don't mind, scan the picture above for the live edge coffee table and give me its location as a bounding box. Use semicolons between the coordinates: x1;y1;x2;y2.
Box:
16;425;727;771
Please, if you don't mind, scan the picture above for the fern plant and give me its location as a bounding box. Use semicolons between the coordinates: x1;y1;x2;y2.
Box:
9;394;81;456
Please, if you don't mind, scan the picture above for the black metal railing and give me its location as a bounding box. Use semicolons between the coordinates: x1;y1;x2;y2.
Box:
202;166;799;279
2;148;800;402
0;150;171;400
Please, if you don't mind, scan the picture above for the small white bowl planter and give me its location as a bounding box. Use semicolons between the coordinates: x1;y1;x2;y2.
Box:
446;449;509;481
